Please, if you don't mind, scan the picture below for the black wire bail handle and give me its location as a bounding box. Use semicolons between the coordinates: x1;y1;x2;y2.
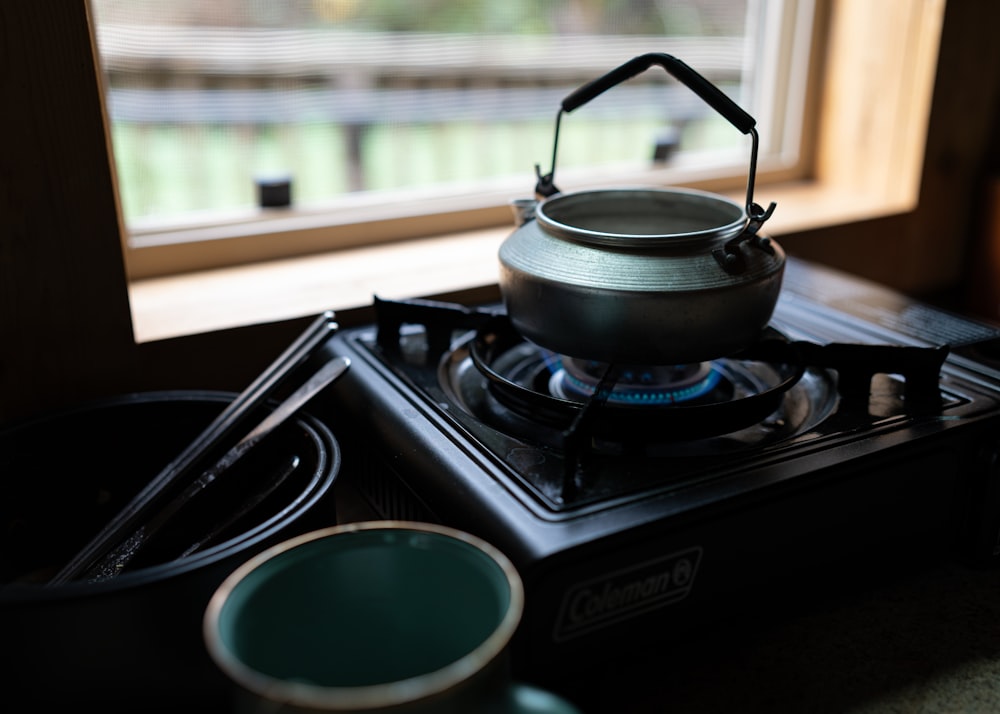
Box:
534;52;777;236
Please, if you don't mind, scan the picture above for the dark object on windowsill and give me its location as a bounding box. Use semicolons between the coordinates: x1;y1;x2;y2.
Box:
256;173;293;208
652;125;681;162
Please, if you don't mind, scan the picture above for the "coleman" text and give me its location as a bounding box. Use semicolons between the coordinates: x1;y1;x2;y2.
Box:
553;546;702;641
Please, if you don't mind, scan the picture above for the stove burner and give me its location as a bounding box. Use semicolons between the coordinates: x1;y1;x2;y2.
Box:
467;314;806;442
551;357;721;405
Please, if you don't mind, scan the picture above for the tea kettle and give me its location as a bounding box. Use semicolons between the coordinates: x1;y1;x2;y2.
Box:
499;53;784;365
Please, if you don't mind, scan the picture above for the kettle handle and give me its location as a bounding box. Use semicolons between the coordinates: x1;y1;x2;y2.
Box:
535;53;775;228
563;53;755;133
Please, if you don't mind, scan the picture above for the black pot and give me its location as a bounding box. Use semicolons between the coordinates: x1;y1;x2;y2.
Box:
0;390;340;710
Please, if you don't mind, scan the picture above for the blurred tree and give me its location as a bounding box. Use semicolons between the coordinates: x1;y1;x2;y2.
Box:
93;0;745;35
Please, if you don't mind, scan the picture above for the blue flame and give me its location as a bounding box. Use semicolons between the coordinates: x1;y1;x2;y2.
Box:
546;354;722;405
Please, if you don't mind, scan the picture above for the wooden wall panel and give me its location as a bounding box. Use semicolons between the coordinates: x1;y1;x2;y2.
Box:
0;3;139;426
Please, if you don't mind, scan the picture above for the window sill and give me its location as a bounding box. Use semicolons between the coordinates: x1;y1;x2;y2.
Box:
128;178;912;343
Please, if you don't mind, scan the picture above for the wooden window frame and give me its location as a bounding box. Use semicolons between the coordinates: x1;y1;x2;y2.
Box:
115;2;816;282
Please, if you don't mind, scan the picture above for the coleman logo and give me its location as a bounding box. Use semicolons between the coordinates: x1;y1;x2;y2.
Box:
553;546;702;642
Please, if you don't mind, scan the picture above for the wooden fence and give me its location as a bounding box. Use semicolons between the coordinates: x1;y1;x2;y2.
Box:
96;27;747;211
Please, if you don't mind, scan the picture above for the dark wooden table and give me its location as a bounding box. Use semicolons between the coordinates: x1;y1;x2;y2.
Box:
558;559;1000;713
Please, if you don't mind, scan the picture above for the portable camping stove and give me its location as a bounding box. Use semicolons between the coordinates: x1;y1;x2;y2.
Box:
316;256;1000;680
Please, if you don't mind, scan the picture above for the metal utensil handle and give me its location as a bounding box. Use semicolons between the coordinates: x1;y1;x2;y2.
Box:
536;52;775;226
83;355;351;582
48;310;339;585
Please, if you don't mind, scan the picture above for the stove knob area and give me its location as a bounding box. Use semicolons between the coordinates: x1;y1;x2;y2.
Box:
969;444;1000;566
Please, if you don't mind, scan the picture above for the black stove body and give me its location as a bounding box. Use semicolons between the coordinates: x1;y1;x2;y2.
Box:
318;257;1000;678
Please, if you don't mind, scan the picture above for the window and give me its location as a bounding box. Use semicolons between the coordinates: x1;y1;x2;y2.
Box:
6;0;985;426
91;0;819;279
